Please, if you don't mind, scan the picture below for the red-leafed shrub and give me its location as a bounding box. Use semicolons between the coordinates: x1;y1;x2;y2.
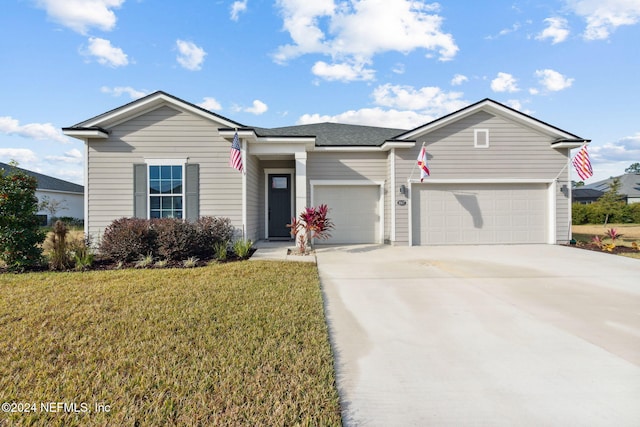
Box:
151;218;197;261
99;218;157;262
193;216;235;258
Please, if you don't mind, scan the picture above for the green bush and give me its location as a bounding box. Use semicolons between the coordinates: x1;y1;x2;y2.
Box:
233;239;253;259
572;201;632;224
99;218;157;262
622;203;640;223
0;166;45;270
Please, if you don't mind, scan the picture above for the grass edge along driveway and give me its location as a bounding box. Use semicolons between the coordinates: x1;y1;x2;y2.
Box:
0;261;342;426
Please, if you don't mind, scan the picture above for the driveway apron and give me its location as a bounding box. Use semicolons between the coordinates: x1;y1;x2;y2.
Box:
315;244;640;426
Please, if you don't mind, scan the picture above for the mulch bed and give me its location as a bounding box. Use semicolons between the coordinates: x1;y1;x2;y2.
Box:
566;243;639;255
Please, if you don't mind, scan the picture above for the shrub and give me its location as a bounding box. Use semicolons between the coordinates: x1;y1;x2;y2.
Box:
288;204;334;252
99;218;157;262
182;256;199;268
152;218;198;261
0;165;45;270
193;216;235;257
48;220;70;271
135;253;154;268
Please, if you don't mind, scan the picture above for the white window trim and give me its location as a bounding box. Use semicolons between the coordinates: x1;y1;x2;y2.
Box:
474;129;489;148
145;159;187;220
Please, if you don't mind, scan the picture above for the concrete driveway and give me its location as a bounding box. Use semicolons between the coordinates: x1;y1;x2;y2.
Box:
315;244;640;426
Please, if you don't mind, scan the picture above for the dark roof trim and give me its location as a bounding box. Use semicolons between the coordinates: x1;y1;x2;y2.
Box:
71;90;246;129
393;98;585;140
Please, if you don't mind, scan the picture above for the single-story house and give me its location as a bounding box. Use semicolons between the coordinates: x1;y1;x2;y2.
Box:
571;187;605;204
63;91;589;246
0;161;84;224
582;173;640;204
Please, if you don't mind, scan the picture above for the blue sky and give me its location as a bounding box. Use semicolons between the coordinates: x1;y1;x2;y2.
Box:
1;0;639;185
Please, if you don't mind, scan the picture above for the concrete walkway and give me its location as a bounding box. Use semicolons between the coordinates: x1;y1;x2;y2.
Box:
316;244;640;426
250;240;316;262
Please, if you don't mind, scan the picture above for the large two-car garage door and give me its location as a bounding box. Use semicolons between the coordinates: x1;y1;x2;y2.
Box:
412;183;549;245
313;184;381;244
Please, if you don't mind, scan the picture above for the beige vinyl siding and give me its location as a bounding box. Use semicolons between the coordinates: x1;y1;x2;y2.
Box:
307;151;387;186
245;154;260;241
87;105;242;238
394;111;570;245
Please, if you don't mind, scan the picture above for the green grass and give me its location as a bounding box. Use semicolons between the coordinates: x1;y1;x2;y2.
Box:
0;262;342;426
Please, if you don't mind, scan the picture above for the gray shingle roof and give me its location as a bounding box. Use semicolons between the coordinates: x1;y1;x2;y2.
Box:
253;122;408;146
583;173;640;198
0;162;83;194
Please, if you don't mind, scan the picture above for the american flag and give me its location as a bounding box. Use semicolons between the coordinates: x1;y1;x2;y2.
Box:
572;144;592;180
229;131;243;172
417;146;430;181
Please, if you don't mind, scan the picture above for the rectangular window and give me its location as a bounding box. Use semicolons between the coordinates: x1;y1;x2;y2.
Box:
148;164;183;219
474;129;489;148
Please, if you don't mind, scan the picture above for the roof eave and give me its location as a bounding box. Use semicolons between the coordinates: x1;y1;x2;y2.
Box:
62;127;109;139
551;138;591;149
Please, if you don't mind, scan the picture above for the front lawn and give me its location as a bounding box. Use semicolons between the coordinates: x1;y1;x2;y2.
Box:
572;223;640;259
0;261;342;426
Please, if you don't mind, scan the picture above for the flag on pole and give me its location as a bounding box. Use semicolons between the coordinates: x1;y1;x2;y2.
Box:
229;131;243;172
571;144;592;180
417;146;430;181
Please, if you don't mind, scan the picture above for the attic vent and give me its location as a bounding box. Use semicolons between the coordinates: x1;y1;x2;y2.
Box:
474;129;489;148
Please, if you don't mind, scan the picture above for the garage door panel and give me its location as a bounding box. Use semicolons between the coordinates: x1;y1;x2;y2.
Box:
413;183;548;245
314;185;379;244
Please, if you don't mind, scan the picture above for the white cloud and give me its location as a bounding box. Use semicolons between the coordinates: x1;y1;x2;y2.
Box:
244;100;268;115
485;22;521;40
35;0;124;34
274;0;458;82
85;37;128;67
45;148;83;164
529;87;540;95
0;148;39;164
535;69;574;91
372;84;466;114
590;132;640;162
491;72;519;93
392;63;405;74
451;73;468;86
176;39;206;71
311;60;375;81
536;17;570;44
566;0;640;40
297;83;467;128
297;107;432;129
230;0;248;21
100;86;147;99
197;97;223;111
0;116;70;144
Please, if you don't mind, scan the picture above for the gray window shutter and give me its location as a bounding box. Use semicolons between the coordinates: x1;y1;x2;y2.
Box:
185;163;199;221
133;164;147;218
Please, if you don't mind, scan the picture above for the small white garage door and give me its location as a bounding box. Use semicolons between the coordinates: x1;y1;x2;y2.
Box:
412;183;548;245
314;185;380;244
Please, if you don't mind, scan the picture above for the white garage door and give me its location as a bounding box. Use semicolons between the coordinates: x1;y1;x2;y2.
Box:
314;185;380;244
413;183;548;245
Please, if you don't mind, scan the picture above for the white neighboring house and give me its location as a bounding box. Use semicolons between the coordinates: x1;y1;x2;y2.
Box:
0;162;84;224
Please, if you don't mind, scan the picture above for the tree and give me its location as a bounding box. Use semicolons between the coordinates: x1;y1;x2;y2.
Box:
572;180;585;188
38;195;67;223
0;163;45;270
598;178;625;225
625;162;640;174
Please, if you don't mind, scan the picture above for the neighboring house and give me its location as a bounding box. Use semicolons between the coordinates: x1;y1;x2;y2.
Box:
571;187;605;204
0;162;84;224
63;91;588;246
582;173;640;204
